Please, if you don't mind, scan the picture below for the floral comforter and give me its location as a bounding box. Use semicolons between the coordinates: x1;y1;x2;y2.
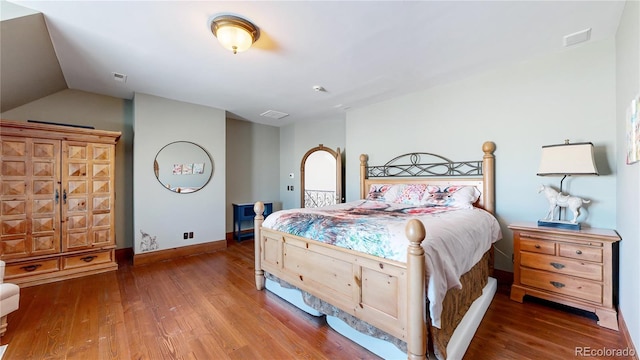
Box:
262;200;502;328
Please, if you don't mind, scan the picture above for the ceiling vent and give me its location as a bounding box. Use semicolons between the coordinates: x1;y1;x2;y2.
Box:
260;110;289;119
563;28;591;47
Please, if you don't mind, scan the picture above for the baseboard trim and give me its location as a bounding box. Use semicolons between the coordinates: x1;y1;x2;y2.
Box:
133;240;227;266
225;230;254;242
618;308;639;360
115;247;134;265
492;268;513;288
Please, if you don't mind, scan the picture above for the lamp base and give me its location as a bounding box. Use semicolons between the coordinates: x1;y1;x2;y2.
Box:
537;219;581;230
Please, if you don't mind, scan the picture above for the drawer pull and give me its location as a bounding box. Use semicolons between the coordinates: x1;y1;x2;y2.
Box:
550;281;565;289
80;256;97;263
576;250;583;255
535;244;541;249
550;262;565;270
20;264;42;272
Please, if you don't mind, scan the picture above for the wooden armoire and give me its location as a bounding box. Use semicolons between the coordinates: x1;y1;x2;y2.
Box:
0;119;121;287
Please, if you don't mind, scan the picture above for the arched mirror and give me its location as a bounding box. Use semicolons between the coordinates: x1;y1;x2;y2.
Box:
300;144;343;208
154;141;214;194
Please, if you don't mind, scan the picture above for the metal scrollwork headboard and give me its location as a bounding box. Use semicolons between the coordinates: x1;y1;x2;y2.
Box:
366;152;483;178
359;141;496;215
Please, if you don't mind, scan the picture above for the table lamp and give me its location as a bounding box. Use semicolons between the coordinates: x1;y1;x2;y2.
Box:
536;140;598;230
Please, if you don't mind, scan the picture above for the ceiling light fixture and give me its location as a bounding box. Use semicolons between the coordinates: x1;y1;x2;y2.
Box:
210;15;259;54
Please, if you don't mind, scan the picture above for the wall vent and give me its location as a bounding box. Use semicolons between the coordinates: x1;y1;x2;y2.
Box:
563;28;591;47
112;72;127;83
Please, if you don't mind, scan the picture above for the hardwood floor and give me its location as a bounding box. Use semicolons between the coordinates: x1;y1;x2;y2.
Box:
1;239;632;360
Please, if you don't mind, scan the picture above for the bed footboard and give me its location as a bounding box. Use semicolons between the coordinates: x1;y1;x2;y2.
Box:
254;201;427;360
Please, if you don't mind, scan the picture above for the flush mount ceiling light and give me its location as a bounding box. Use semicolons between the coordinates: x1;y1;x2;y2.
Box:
210;15;259;54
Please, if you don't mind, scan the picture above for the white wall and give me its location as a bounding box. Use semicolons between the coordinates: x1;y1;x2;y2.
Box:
133;93;226;253
226;118;280;232
279;117;346;210
615;0;640;349
346;39;617;272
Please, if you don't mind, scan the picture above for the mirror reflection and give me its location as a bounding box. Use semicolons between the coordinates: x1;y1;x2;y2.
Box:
300;145;343;208
154;141;213;194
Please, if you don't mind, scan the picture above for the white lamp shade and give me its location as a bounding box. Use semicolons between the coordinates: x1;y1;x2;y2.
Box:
537;142;599;176
215;25;254;53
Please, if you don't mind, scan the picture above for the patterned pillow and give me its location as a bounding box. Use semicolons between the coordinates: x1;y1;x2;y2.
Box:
393;184;427;205
366;184;395;202
421;185;481;209
366;184;427;205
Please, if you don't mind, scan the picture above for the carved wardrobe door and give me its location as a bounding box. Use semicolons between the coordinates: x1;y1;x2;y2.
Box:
61;141;115;251
1;136;61;260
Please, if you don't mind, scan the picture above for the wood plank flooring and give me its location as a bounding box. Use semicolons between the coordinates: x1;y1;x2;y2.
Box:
0;239;632;359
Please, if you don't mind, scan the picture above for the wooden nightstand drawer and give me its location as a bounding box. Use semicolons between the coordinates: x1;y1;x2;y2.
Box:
559;243;602;263
63;249;113;269
4;258;60;278
520;238;555;255
520;252;602;281
520;267;602;304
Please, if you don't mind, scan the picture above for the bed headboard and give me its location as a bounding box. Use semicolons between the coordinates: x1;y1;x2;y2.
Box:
359;141;496;214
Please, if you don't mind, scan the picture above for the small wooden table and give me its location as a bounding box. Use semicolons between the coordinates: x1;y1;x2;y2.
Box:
232;202;273;241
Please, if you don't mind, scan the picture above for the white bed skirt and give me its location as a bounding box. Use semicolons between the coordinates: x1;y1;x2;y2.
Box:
265;277;497;360
265;277;322;316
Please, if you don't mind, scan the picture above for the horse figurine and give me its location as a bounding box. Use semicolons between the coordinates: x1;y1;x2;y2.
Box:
538;185;590;223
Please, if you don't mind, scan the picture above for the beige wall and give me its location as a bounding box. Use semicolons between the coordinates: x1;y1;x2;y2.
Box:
346;39;617;272
226;118;280;232
615;0;640;349
1;89;133;249
0;89;284;249
0;8;66;113
279;117;346;210
133;93;226;254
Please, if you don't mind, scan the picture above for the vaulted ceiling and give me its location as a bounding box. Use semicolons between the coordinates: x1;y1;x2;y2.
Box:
1;1;626;126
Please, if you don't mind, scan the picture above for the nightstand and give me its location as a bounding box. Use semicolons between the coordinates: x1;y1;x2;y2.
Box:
509;222;621;330
232;202;273;241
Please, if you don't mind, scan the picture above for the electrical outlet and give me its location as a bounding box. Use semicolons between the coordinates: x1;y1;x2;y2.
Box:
183;232;188;239
189;232;194;238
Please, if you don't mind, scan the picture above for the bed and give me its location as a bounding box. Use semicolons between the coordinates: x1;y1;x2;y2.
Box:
253;141;500;360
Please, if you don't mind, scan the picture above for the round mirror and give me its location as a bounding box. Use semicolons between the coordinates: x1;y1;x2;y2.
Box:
153;141;213;194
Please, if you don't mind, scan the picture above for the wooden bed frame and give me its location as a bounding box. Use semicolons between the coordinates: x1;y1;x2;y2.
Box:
253;141;496;360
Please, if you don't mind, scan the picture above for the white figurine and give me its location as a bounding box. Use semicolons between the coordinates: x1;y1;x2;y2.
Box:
538;185;590;224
